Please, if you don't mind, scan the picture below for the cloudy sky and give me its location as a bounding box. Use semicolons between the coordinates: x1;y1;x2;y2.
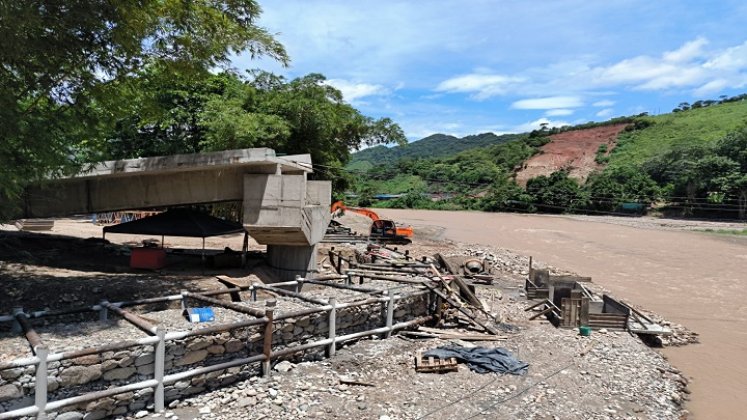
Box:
233;0;747;139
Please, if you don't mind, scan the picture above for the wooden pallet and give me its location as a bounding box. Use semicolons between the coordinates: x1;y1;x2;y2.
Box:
415;351;458;373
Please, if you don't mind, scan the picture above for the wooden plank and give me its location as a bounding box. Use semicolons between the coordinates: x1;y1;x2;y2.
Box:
525;300;549;312
570;299;579;327
589;314;628;320
529;305;555;321
215;275;245;302
422;280;500;335
580;297;590;327
551;275;592;283
561;298;571;327
435;253;460;275
452;276;483;309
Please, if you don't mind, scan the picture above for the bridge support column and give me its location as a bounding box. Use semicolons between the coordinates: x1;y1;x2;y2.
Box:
266;244;317;281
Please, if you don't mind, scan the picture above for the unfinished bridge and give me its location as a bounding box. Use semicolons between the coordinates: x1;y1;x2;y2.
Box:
19;148;331;278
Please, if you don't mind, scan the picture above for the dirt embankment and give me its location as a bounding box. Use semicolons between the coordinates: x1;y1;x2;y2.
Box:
515;124;628;185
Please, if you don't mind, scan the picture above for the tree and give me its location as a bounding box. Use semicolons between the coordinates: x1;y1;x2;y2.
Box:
586;166;660;211
526;171;589;213
1;0;288;218
246;72;406;189
100;70;405;192
480;177;533;212
715;127;747;218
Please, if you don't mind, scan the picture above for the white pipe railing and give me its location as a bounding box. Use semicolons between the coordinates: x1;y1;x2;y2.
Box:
0;287;432;419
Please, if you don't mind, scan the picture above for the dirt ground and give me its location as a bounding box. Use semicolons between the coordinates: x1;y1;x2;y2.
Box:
515;124;628;185
376;208;747;419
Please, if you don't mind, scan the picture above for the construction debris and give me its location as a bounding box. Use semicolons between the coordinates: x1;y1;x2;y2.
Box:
402;326;507;341
415;350;458;373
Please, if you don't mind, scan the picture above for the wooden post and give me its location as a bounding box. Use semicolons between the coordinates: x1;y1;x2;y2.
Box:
385;290;395;338
434;293;443;322
580;297;590;327
327;297;337;358
261;301;275;377
528;256;533;279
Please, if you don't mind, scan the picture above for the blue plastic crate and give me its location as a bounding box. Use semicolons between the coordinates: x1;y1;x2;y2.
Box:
185;307;215;323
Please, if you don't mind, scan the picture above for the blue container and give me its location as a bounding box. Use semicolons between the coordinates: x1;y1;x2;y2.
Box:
185;307;215;323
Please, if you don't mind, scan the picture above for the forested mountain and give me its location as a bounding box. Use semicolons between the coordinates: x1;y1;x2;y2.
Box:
349;132;522;169
347;95;747;221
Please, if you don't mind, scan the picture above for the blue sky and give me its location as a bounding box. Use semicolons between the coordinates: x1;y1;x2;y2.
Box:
233;0;747;140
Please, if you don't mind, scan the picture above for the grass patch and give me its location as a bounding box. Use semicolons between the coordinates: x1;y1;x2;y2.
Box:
701;228;747;236
609;100;747;168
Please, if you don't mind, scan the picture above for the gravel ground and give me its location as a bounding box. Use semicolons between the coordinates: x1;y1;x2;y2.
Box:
148;294;688;420
125;241;690;420
0;218;693;419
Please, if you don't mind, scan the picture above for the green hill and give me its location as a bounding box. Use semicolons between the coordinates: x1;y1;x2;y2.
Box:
347;94;747;219
610;99;747;168
349;132;522;167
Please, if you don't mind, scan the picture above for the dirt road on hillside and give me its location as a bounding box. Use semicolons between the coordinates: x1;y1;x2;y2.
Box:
376;209;747;419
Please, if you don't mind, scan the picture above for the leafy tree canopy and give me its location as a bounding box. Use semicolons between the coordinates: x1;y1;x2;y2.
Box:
1;0;287;217
99;69;406;191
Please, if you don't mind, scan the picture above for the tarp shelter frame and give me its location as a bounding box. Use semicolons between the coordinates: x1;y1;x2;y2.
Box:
102;209;249;263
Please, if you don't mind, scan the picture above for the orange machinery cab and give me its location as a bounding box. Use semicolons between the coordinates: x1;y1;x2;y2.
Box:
370;219;398;237
395;225;414;237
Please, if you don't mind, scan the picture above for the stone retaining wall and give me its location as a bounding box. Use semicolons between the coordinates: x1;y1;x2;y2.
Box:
0;293;429;419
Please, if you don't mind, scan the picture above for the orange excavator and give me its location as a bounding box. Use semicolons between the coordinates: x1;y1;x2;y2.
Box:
330;201;413;244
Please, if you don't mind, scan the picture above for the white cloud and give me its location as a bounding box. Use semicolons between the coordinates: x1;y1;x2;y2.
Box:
588;38;747;94
693;79;730;96
704;41;747;71
545;109;574;116
663;37;708;62
511;96;583;110
434;37;747;103
435;73;525;100
513;118;570;133
325;79;387;102
592;99;615;107
596;108;614;118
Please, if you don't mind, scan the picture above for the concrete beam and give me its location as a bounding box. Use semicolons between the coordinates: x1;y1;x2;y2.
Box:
64;148;310;180
21;149;314;218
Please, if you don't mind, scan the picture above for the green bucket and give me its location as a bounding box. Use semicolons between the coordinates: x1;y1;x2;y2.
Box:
579;326;592;337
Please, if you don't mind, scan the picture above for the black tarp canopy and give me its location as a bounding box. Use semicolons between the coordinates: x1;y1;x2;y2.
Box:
103;209;248;261
103;209;245;238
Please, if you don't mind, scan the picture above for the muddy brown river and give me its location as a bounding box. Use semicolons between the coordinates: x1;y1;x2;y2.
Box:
378;209;747;419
